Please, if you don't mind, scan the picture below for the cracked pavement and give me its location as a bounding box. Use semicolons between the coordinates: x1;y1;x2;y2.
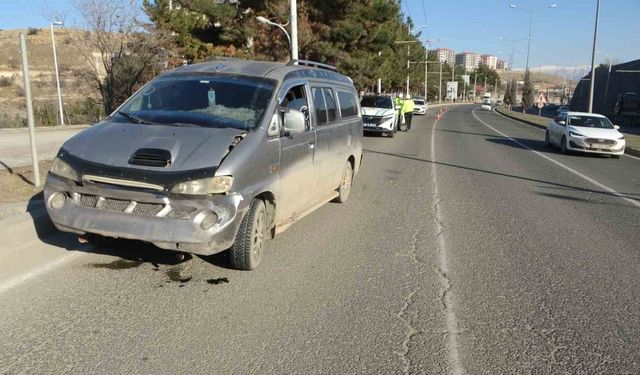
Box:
2;105;640;373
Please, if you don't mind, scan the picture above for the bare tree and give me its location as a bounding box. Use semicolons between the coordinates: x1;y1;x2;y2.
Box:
70;0;166;114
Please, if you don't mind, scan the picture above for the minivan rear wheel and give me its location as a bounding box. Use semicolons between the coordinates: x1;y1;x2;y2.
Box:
334;161;353;203
230;199;266;270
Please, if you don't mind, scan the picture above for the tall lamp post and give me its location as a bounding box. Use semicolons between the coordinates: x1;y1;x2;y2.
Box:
587;0;600;113
50;20;64;126
509;3;557;73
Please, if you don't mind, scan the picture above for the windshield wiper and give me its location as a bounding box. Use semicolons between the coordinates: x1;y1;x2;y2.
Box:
118;111;158;125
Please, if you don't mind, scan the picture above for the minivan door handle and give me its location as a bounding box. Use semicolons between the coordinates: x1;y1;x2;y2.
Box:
308;141;315;149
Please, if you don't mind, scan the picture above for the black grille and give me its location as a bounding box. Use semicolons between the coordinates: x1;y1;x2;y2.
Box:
585;138;615;145
362;115;383;125
102;198;130;212
128;148;172;167
79;194;98;208
133;202;164;216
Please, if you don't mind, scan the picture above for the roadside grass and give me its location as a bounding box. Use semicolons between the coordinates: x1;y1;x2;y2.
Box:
496;106;640;152
0;160;51;204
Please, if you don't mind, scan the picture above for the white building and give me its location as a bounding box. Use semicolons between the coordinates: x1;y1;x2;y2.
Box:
480;54;498;70
455;52;480;71
434;48;456;66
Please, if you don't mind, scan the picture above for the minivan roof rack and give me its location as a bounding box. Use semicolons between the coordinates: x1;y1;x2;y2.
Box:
287;59;339;73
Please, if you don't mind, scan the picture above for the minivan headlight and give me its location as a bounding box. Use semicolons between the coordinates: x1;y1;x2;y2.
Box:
50;157;79;181
171;176;233;195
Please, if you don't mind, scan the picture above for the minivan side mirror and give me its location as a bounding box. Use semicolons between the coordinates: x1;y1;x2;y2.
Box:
283;109;306;136
395;105;402;110
558;120;566;126
614;125;620;130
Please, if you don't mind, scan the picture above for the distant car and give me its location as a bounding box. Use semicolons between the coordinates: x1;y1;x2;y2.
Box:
481;103;492;111
360;94;398;137
496;100;503;106
556;106;570;115
545;111;625;158
413;99;428;115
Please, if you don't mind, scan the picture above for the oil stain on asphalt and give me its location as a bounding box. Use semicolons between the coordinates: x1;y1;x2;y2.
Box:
89;259;143;270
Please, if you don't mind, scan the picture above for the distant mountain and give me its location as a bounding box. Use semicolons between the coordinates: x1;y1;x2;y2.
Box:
512;65;592;79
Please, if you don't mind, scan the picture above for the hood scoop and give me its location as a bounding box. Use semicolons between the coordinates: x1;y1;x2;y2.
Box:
128;148;172;168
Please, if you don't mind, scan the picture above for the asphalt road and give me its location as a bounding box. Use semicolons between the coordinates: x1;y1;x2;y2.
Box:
0;126;86;170
1;105;639;374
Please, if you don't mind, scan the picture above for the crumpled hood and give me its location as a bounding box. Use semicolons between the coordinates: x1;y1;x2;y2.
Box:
61;122;246;171
568;126;623;139
362;107;396;117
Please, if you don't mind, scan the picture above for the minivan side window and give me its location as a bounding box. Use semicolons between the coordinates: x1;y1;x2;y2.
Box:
337;91;358;118
322;88;338;123
312;87;328;125
281;85;310;130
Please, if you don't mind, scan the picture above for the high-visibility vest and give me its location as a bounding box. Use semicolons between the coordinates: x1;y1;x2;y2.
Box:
402;99;415;113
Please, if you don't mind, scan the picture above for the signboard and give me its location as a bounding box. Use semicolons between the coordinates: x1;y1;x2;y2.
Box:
446;81;458;100
462;75;470;85
534;91;548;105
535;91;548;115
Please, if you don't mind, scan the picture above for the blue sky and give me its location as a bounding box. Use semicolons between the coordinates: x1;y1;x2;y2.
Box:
1;0;638;68
405;0;640;69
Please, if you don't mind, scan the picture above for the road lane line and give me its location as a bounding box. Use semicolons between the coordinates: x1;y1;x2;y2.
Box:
431;110;465;375
472;109;640;209
491;109;640;161
0;252;82;295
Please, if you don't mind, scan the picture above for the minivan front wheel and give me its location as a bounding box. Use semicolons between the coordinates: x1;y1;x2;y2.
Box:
230;199;267;270
334;161;353;203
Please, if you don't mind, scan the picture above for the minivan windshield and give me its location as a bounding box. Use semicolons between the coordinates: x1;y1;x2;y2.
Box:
361;96;393;109
568;115;614;129
115;74;275;130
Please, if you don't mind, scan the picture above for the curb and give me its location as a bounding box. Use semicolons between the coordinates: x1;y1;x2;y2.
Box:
495;107;640;158
0;207;55;258
495;107;548;130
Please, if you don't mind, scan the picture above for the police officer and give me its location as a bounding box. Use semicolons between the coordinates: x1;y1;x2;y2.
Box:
402;94;416;132
395;93;404;132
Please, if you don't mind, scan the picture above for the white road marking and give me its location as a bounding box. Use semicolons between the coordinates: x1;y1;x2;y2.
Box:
492;108;640;161
0;252;82;295
431;110;465;375
473;109;640;209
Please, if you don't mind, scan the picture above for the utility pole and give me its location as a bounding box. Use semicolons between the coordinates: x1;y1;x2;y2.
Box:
438;61;442;104
588;0;600;113
290;0;298;60
424;48;428;101
20;33;40;187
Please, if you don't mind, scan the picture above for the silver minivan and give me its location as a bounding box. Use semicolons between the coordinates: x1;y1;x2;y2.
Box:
44;59;363;270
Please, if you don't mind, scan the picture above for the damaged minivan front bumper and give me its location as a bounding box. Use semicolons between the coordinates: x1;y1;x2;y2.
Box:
44;173;247;255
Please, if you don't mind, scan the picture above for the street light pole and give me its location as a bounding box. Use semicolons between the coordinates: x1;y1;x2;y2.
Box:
509;4;558;72
50;21;64;126
588;0;600;113
256;16;291;59
290;0;298;60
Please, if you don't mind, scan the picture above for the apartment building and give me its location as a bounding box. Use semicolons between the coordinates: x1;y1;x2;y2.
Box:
455;51;480;71
480;54;498;70
434;48;456;66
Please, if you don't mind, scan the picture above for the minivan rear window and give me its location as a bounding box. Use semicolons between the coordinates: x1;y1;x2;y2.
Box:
116;74;275;130
338;91;358;118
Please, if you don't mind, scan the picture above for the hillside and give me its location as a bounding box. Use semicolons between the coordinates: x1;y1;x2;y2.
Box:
0;28;99;127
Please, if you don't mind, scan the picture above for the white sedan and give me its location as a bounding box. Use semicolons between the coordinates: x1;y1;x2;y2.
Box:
545;111;625;158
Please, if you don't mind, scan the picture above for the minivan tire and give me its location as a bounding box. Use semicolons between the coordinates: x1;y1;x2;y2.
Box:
334;161;353;203
230;199;267;270
388;130;394;138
